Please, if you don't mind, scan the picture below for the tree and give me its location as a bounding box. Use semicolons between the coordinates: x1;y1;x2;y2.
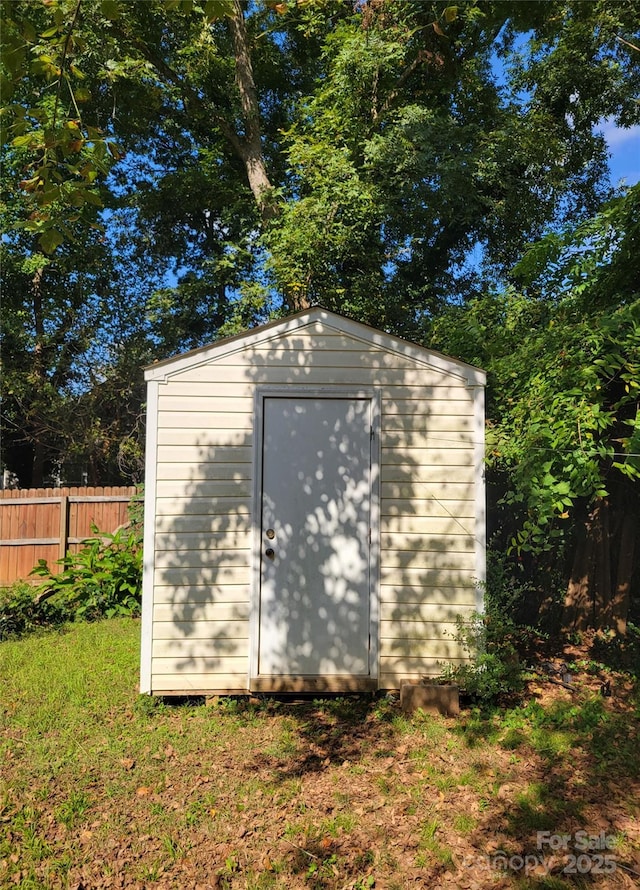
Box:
2;0;639;493
430;184;640;633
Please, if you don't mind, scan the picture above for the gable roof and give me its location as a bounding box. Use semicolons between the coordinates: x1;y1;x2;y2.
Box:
144;306;486;387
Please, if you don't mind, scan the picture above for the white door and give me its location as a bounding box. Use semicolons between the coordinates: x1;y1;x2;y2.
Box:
257;397;372;677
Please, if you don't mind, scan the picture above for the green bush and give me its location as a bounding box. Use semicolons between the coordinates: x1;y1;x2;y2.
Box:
0;581;72;640
436;549;550;705
30;524;142;623
439;612;527;706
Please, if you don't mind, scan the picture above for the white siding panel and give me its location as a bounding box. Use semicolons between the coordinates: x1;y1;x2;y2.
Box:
380;583;477;606
380;659;468;686
381;532;475;553
381;431;475;448
154;550;249;570
154;566;250;586
151;664;249;692
156;479;251;497
383;449;473;468
158;382;257;398
158;490;251;517
158;412;253;430
379;636;467;661
156;464;251;482
380;394;472;412
176;364;457;388
380;634;465;657
381;465;474;484
380;551;476;571
155;513;251;534
218;348;426;371
153;604;250;624
155;531;250;551
382;415;473;433
380;602;476;622
157;445;252;464
152;629;249;656
153;585;250;605
380;616;475;638
380;511;475;532
153;584;250;604
381;481;474;501
157;429;252;447
383;396;472;414
158;394;253;411
380;515;474;536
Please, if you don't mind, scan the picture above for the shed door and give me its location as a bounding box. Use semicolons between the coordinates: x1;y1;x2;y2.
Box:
257;397;372;677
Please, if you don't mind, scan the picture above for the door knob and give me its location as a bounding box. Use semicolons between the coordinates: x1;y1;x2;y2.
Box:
265;547;275;559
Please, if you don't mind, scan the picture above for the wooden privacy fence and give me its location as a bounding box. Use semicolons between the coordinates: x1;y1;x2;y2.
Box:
0;487;138;586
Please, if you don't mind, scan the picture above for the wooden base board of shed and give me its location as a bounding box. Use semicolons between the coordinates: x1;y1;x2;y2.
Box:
152;677;379;696
250;676;378;693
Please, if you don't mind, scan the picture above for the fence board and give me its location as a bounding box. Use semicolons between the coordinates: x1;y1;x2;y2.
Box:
0;487;138;586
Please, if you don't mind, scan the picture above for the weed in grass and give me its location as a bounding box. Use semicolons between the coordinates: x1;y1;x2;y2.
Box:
56;789;91;828
354;850;375;869
453;812;477;834
500;727;526;750
246;869;279;889
434;774;458;793
162;834;188;862
305;852;340;888
506;782;576;835
47;852;73;881
514;878;573;890
334;790;351;807
319;812;356;837
134;694;167;717
20;826;51;864
220;852;240;876
353;876;375;889
376;776;393;796
283;821;304;840
412;711;447;743
390;713;413;734
371;695;398;722
417;816;454;868
183;800;205;827
373;747;397;760
137;860;163;882
420;816;439;843
265;725;299;759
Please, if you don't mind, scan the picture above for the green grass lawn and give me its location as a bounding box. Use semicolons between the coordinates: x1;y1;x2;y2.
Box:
1;618;639;889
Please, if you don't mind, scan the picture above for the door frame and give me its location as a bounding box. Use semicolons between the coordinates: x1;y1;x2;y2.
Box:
248;386;381;691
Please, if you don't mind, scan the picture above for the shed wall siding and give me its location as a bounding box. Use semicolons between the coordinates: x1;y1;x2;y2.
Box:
148;321;481;692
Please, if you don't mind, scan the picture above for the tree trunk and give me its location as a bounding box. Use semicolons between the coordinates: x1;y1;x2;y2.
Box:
228;0;277;223
31;266;46;487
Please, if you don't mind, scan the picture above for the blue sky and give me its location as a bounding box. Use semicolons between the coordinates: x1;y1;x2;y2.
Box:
601;119;640;187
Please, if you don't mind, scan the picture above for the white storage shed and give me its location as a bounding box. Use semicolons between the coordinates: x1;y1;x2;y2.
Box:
140;307;486;695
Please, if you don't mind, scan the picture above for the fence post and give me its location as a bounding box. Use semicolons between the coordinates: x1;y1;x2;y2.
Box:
59;495;69;561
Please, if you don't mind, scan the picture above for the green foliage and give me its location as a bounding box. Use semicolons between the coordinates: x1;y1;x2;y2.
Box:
30;524;142;622
436;548;555;704
430;185;640;555
590;623;640;678
0;582;72;640
439;610;527;706
3;0;640;487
